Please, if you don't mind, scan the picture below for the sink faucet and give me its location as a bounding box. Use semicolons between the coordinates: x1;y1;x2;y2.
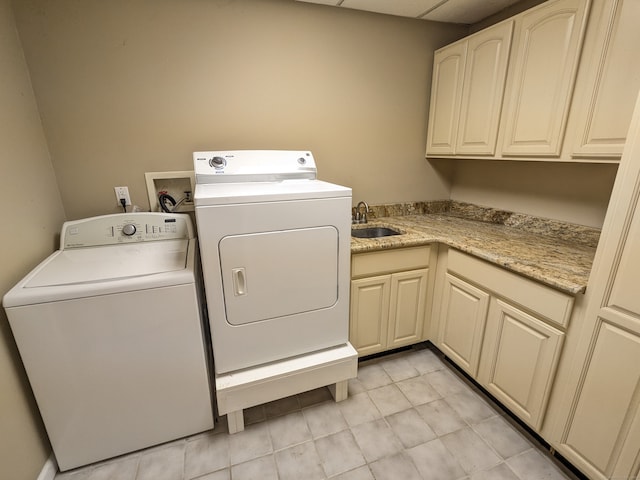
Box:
353;201;370;224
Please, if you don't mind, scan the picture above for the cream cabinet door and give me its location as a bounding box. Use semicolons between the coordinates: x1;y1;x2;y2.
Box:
456;21;513;156
437;273;490;377
560;316;640;479
571;0;640;159
551;92;640;480
350;275;391;357
478;299;564;430
501;0;589;156
426;41;467;156
387;268;429;350
555;160;640;478
426;22;513;157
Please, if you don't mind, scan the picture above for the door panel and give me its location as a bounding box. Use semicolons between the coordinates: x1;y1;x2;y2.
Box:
563;312;640;475
388;269;428;348
426;42;467;155
457;21;513;155
572;0;640;157
437;273;490;376
220;226;338;325
350;276;391;356
479;299;563;429
501;0;589;156
552;91;640;479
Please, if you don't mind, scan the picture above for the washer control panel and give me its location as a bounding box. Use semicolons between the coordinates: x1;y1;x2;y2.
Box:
60;213;194;249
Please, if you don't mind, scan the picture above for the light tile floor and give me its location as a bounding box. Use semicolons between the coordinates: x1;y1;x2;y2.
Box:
54;346;581;480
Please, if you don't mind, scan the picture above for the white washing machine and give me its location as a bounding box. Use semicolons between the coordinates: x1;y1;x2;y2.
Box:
194;150;357;433
2;213;214;471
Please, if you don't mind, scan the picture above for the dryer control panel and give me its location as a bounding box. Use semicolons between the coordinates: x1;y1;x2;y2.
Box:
60;213;194;249
193;150;317;184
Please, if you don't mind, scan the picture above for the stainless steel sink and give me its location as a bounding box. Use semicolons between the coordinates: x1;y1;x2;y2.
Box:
351;226;402;238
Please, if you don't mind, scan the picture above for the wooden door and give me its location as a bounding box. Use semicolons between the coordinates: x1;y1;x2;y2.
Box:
479;299;563;430
426;41;467;156
553;91;640;479
437;273;490;377
456;21;513;155
572;0;640;158
350;275;391;356
501;0;589;156
387;269;428;349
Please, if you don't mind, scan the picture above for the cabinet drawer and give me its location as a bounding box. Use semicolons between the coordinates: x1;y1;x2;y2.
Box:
351;246;431;278
447;249;574;328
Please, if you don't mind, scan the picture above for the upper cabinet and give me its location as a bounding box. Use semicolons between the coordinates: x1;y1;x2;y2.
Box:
426;42;467;155
426;21;513;156
500;0;589;157
569;0;640;159
426;0;640;163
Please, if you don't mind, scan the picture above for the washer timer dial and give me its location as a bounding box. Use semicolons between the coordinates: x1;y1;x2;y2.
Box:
122;224;137;236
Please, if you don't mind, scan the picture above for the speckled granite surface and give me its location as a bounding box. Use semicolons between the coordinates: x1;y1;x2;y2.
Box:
351;202;600;295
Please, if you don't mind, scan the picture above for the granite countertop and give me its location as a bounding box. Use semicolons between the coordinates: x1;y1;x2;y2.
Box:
350;202;600;295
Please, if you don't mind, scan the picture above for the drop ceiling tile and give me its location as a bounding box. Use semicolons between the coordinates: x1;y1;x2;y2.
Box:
296;0;526;24
422;0;522;24
341;0;443;18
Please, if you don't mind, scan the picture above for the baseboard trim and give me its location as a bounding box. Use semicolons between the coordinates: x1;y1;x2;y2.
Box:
37;454;57;480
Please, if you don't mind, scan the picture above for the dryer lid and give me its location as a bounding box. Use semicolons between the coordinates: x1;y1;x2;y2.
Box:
194;178;351;205
25;240;189;288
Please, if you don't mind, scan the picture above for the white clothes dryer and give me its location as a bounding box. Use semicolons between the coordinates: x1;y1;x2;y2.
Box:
3;213;214;471
194;150;357;433
194;150;352;373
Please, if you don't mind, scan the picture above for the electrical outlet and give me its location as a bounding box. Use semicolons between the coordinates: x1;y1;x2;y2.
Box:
114;186;131;206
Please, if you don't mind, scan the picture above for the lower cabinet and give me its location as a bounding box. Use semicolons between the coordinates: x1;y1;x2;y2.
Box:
438;273;490;377
435;248;573;431
478;298;564;430
351;244;576;432
350;246;434;357
350;275;391;356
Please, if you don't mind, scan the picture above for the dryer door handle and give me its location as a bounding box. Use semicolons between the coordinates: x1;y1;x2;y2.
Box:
232;268;247;296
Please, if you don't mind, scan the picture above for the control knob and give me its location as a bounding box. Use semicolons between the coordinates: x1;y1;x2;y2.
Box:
122;224;136;236
209;156;226;169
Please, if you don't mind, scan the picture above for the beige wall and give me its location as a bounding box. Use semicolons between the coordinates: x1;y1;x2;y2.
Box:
448;160;618;228
12;0;615;227
0;0;65;478
444;0;618;229
12;0;467;220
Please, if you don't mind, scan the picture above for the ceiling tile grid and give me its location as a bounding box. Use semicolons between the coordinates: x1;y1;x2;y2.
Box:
296;0;524;24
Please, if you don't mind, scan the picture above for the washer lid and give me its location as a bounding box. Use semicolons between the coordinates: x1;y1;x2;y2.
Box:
25;240;189;288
